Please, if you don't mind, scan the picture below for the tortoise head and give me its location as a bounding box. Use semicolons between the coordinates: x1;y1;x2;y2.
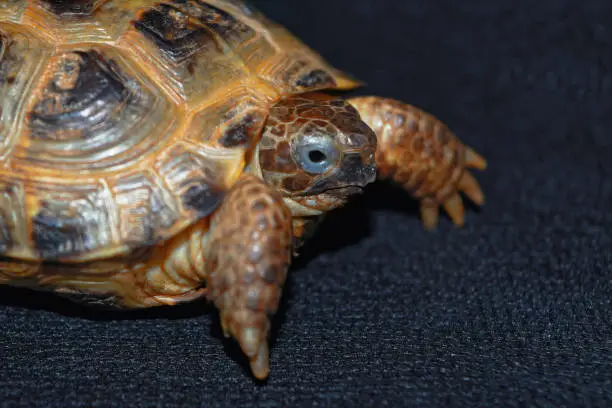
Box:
256;93;377;214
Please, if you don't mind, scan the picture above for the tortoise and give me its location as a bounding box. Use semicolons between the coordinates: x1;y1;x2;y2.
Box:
0;0;488;379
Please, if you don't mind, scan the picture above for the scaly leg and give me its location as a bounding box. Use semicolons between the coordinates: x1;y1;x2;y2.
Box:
204;175;293;380
349;96;487;229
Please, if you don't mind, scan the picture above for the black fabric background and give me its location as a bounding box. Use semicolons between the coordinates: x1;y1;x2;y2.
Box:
1;1;611;406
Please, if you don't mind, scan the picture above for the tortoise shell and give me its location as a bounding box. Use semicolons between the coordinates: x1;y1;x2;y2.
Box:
0;0;360;263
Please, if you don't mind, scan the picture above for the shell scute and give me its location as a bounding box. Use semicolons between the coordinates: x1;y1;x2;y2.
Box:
28;50;127;142
124;1;254;107
184;85;270;149
0;22;54;161
20;1;131;44
29;181;117;260
14;47;180;174
154;142;243;220
132;3;219;64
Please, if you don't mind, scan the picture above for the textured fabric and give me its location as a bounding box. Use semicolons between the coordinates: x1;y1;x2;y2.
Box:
1;1;611;406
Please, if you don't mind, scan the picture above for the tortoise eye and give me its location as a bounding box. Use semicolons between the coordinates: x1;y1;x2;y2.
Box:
294;135;340;174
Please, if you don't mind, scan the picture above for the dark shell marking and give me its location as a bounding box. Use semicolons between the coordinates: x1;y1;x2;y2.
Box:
218;111;265;148
294;69;334;89
31;183;114;259
32;205;92;258
183;86;269;149
22;48;178;172
172;0;255;46
133;1;255;60
181;183;224;215
37;0;101;17
133;3;220;63
29;50;128;142
282;60;337;93
156;145;227;219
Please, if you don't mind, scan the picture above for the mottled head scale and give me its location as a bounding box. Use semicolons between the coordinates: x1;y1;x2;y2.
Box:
257;93;378;212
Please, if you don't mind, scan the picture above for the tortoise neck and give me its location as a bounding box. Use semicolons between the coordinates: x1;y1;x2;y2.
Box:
291;215;326;255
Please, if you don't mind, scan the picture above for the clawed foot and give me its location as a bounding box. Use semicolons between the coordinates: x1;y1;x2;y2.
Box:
205;175;292;380
347;95;489;231
220;309;271;380
420;147;487;229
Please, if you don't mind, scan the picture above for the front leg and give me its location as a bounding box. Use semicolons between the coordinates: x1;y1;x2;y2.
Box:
205;175;292;380
349;96;487;229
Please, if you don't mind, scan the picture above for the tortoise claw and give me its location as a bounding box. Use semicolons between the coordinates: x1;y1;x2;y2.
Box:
420;166;486;230
236;325;270;380
420;203;439;231
220;309;272;380
425;143;487;229
465;147;488;170
457;170;485;206
442;192;465;227
248;339;270;380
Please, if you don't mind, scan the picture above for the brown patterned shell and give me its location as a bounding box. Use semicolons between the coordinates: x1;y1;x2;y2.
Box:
0;0;361;263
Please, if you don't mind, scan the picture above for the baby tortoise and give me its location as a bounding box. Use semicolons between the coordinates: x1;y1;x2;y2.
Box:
0;0;487;379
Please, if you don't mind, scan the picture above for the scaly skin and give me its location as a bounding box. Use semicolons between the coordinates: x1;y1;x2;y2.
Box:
204;175;293;380
348;96;487;229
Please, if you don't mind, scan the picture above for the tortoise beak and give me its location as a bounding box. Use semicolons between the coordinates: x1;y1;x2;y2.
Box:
307;152;377;195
